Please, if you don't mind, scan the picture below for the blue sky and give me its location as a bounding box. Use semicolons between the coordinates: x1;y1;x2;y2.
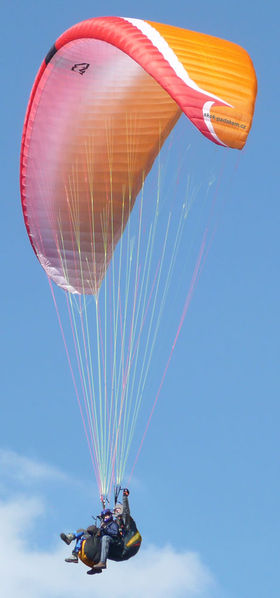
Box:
1;1;279;597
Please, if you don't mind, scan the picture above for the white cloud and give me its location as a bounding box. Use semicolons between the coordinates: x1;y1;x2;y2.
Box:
0;494;215;598
0;449;70;484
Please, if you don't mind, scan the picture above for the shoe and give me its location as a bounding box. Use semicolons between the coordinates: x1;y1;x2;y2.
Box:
60;532;75;545
87;568;102;575
93;561;106;569
65;553;79;563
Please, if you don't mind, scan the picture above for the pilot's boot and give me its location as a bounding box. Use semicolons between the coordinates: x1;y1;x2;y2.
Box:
65;552;79;563
87;568;103;575
60;532;75;545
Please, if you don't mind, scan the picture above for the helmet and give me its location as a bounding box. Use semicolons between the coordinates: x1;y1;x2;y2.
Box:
101;508;113;522
114;503;123;516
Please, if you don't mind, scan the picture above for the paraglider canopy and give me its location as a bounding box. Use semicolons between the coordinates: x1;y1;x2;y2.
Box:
20;16;257;296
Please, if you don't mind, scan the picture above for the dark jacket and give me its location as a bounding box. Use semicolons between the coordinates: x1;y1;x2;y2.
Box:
100;519;119;538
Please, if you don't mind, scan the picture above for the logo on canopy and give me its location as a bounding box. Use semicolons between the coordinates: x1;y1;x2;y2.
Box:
71;63;90;75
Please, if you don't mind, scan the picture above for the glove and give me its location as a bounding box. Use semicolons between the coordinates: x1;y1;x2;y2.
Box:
123;488;130;496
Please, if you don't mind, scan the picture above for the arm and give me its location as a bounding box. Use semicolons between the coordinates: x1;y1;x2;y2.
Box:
122;489;131;526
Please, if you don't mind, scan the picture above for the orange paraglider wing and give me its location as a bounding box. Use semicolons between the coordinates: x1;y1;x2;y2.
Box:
20;17;257;294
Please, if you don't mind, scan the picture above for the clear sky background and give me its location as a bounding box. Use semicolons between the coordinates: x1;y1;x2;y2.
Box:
1;1;279;597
